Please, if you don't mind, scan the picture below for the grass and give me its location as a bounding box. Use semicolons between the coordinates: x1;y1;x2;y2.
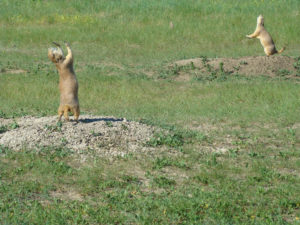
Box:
0;0;300;224
0;0;299;65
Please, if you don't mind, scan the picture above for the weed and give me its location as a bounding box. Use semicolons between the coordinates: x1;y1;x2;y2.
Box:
0;110;6;118
195;132;209;142
0;125;8;134
91;130;102;137
233;65;240;71
201;56;208;64
39;146;72;159
105;121;113;127
219;62;224;73
147;132;184;148
10;121;19;129
293;57;300;76
61;137;68;145
121;124;128;130
153;157;189;169
44;122;63;132
193;174;209;185
248;152;264;158
276;69;291;77
206;153;218;166
228;148;239;158
0;145;10;154
153;175;176;187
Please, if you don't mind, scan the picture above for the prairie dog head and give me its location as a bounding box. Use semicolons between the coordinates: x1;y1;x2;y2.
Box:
48;43;65;64
257;15;264;26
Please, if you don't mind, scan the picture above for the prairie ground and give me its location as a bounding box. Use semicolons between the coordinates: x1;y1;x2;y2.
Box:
0;0;299;224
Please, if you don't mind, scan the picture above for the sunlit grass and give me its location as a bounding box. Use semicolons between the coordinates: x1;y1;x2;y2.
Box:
0;0;299;65
0;67;299;127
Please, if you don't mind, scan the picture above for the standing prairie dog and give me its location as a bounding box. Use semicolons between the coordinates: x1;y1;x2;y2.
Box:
246;15;285;56
48;42;80;122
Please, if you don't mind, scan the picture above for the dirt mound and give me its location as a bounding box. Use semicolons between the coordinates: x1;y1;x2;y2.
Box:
173;56;299;81
0;115;158;157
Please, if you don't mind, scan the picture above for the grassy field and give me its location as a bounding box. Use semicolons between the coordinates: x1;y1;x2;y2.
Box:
0;0;300;224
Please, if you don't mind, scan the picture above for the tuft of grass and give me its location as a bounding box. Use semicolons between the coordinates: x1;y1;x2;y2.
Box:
153;157;189;170
0;125;8;134
147;131;184;148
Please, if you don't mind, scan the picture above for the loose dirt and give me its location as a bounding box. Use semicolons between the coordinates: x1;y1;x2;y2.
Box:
173;55;299;81
0;115;158;157
0;68;27;74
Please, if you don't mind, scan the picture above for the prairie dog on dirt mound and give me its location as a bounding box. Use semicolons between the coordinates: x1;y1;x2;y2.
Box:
48;42;80;122
246;15;285;56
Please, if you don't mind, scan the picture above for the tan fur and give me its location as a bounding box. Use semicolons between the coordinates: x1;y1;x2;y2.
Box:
246;15;285;56
48;42;80;122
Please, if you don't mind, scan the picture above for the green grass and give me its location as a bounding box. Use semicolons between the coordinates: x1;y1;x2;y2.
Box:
0;0;299;65
0;137;299;224
0;0;300;224
1;68;299;126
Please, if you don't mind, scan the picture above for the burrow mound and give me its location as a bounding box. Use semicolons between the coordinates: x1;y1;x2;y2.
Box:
173;55;299;81
0;115;158;157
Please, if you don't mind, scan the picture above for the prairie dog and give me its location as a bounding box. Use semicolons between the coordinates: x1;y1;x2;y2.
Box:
246;15;285;56
48;42;80;122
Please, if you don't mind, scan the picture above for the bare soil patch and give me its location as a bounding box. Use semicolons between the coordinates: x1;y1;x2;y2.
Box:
0;115;158;157
0;68;27;74
173;55;299;80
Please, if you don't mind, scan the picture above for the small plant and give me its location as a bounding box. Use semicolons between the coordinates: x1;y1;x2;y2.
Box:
190;61;195;70
0;145;10;154
201;56;208;64
276;69;291;76
91;130;102;137
105;121;113;127
248;152;264;158
219;62;224;73
121;124;128;130
10;121;19;129
239;60;248;65
44;121;63;132
153;176;176;187
293;57;300;76
146;132;184;147
287;128;296;137
61;137;67;145
56;121;63;129
195;132;209;142
293;57;300;70
233;65;240;71
193;175;209;185
206;153;218;166
0;110;6;118
153;157;189;169
228;148;239;158
0;125;8;134
172;64;180;75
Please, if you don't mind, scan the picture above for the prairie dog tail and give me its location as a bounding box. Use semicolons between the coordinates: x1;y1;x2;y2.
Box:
278;47;285;54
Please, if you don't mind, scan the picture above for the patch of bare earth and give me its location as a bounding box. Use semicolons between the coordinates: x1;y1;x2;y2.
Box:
173;55;299;80
0;68;27;74
0;115;158;157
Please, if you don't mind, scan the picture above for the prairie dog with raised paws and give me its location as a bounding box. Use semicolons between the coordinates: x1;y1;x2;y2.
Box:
246;15;285;56
48;42;80;122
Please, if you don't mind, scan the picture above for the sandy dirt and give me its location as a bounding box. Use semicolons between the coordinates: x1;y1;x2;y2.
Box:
0;115;158;157
173;55;299;80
